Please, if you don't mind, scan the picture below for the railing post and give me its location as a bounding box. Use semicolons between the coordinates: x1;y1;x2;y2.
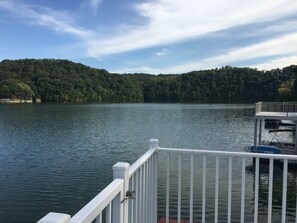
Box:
37;212;70;223
149;139;158;150
255;102;262;114
113;162;130;223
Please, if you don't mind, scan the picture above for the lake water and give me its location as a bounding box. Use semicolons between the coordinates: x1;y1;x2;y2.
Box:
0;103;296;222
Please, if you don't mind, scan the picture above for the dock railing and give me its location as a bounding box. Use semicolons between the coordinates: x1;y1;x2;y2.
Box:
157;147;297;223
256;101;297;116
38;139;297;223
37;139;158;223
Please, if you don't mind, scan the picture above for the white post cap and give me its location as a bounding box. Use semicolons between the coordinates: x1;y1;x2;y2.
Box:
37;212;70;223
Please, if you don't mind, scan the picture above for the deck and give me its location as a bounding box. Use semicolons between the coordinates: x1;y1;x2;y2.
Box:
38;139;297;223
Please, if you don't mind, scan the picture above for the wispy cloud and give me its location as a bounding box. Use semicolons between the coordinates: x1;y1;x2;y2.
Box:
112;66;156;74
0;0;94;39
203;32;297;66
81;0;102;15
155;48;169;56
87;0;297;57
115;32;297;74
90;0;102;12
1;0;297;73
251;56;297;70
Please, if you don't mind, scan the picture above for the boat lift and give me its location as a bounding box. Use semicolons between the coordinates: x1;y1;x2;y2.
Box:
253;102;297;155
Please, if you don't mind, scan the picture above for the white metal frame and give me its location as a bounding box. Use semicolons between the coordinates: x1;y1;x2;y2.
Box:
38;139;297;223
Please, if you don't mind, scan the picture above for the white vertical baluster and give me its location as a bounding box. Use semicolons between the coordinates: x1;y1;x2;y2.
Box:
106;203;111;223
148;159;151;223
144;162;147;223
178;154;182;223
142;164;146;223
145;161;149;223
166;152;170;223
131;175;134;223
150;157;153;223
190;155;194;223
202;155;206;223
146;161;149;223
268;158;274;223
254;158;259;223
282;159;288;223
137;166;143;223
135;170;139;223
153;151;158;223
215;156;219;223
149;156;154;223
240;158;246;223
95;213;102;223
148;158;151;223
112;186;123;223
228;157;232;223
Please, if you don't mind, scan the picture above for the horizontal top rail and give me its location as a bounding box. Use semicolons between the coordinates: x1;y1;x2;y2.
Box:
129;148;156;177
158;147;297;160
256;102;297;116
70;179;124;223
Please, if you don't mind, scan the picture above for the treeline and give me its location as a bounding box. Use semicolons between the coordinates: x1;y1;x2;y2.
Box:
0;59;143;102
0;59;296;103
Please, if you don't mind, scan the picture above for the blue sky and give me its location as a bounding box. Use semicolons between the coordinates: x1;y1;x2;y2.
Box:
0;0;297;74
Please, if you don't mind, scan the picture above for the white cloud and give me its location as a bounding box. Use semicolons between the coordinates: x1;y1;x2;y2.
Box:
155;48;169;56
1;0;297;73
81;0;102;15
112;66;156;74
177;32;297;73
251;56;297;70
204;33;297;65
87;0;297;57
0;0;94;39
117;32;297;74
261;20;297;34
90;0;102;11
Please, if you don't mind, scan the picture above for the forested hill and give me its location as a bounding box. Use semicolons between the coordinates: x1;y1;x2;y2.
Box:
0;59;296;103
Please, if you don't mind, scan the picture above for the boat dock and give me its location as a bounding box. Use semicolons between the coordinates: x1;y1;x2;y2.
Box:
253;102;297;156
255;102;297;119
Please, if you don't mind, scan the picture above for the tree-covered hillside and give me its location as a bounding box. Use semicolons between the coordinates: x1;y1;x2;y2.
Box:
0;59;143;102
0;59;296;103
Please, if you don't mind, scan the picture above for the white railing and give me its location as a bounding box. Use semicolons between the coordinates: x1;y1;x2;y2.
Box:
128;140;158;223
37;139;158;223
70;179;124;223
256;102;297;116
38;139;297;223
157;147;297;223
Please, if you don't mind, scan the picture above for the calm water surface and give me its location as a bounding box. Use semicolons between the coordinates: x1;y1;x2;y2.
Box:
0;104;296;222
